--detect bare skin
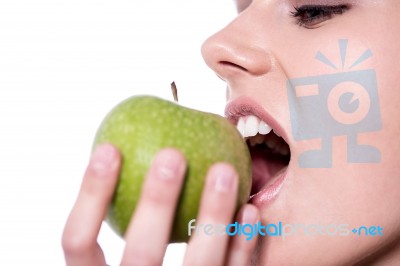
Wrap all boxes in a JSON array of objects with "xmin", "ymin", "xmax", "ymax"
[
  {"xmin": 201, "ymin": 0, "xmax": 400, "ymax": 265},
  {"xmin": 63, "ymin": 0, "xmax": 400, "ymax": 265},
  {"xmin": 62, "ymin": 145, "xmax": 259, "ymax": 265}
]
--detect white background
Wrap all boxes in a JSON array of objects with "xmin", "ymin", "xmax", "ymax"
[{"xmin": 0, "ymin": 1, "xmax": 236, "ymax": 265}]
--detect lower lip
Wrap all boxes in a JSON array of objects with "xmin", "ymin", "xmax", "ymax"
[{"xmin": 249, "ymin": 167, "xmax": 288, "ymax": 207}]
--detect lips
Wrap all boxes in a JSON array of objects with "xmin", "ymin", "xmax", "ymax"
[{"xmin": 225, "ymin": 96, "xmax": 290, "ymax": 205}]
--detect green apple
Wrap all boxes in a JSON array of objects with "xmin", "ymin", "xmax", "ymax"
[{"xmin": 93, "ymin": 95, "xmax": 251, "ymax": 242}]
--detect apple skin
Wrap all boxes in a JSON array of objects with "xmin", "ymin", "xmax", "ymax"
[{"xmin": 93, "ymin": 95, "xmax": 252, "ymax": 243}]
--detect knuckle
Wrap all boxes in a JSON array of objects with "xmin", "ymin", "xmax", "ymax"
[
  {"xmin": 61, "ymin": 230, "xmax": 94, "ymax": 256},
  {"xmin": 81, "ymin": 172, "xmax": 109, "ymax": 196},
  {"xmin": 206, "ymin": 199, "xmax": 234, "ymax": 219},
  {"xmin": 142, "ymin": 179, "xmax": 179, "ymax": 206},
  {"xmin": 141, "ymin": 183, "xmax": 176, "ymax": 206}
]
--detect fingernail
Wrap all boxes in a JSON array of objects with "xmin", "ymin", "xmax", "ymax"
[
  {"xmin": 154, "ymin": 149, "xmax": 184, "ymax": 180},
  {"xmin": 92, "ymin": 144, "xmax": 118, "ymax": 176},
  {"xmin": 241, "ymin": 205, "xmax": 258, "ymax": 224},
  {"xmin": 212, "ymin": 164, "xmax": 236, "ymax": 192}
]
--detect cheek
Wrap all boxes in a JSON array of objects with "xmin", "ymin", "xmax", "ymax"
[
  {"xmin": 345, "ymin": 7, "xmax": 400, "ymax": 168},
  {"xmin": 366, "ymin": 45, "xmax": 400, "ymax": 227},
  {"xmin": 366, "ymin": 32, "xmax": 400, "ymax": 177},
  {"xmin": 374, "ymin": 53, "xmax": 400, "ymax": 137},
  {"xmin": 253, "ymin": 5, "xmax": 400, "ymax": 263},
  {"xmin": 264, "ymin": 34, "xmax": 400, "ymax": 262}
]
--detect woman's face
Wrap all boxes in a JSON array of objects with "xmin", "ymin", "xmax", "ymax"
[{"xmin": 202, "ymin": 0, "xmax": 400, "ymax": 264}]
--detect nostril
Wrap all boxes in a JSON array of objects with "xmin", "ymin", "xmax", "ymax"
[{"xmin": 219, "ymin": 61, "xmax": 248, "ymax": 72}]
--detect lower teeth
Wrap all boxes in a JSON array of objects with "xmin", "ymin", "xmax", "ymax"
[{"xmin": 247, "ymin": 133, "xmax": 291, "ymax": 157}]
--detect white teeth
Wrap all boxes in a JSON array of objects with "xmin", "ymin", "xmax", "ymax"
[
  {"xmin": 236, "ymin": 115, "xmax": 273, "ymax": 138},
  {"xmin": 259, "ymin": 121, "xmax": 272, "ymax": 135},
  {"xmin": 236, "ymin": 115, "xmax": 290, "ymax": 156},
  {"xmin": 244, "ymin": 115, "xmax": 259, "ymax": 137},
  {"xmin": 237, "ymin": 117, "xmax": 245, "ymax": 137}
]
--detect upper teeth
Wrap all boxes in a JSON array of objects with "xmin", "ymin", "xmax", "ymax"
[
  {"xmin": 236, "ymin": 115, "xmax": 272, "ymax": 138},
  {"xmin": 236, "ymin": 115, "xmax": 290, "ymax": 156}
]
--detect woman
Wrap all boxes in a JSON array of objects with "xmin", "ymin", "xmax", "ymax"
[{"xmin": 62, "ymin": 0, "xmax": 400, "ymax": 265}]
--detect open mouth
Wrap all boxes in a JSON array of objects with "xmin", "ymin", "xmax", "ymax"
[{"xmin": 236, "ymin": 115, "xmax": 291, "ymax": 198}]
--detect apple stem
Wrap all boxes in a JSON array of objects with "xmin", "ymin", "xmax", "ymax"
[{"xmin": 171, "ymin": 81, "xmax": 178, "ymax": 103}]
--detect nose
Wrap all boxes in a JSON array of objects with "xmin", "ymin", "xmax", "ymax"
[{"xmin": 201, "ymin": 14, "xmax": 272, "ymax": 80}]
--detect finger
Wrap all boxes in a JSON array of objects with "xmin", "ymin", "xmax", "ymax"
[
  {"xmin": 183, "ymin": 163, "xmax": 238, "ymax": 266},
  {"xmin": 121, "ymin": 148, "xmax": 186, "ymax": 266},
  {"xmin": 226, "ymin": 204, "xmax": 260, "ymax": 266},
  {"xmin": 62, "ymin": 143, "xmax": 121, "ymax": 266}
]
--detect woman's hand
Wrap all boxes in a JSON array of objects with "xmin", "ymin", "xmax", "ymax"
[{"xmin": 62, "ymin": 144, "xmax": 259, "ymax": 266}]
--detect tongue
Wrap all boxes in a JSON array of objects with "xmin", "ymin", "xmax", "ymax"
[{"xmin": 250, "ymin": 147, "xmax": 287, "ymax": 195}]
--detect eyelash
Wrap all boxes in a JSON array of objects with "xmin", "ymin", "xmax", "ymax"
[{"xmin": 290, "ymin": 4, "xmax": 350, "ymax": 28}]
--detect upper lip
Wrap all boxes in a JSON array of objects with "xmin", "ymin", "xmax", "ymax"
[{"xmin": 224, "ymin": 96, "xmax": 290, "ymax": 144}]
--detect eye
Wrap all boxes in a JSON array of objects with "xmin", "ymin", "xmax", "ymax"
[{"xmin": 291, "ymin": 4, "xmax": 350, "ymax": 29}]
